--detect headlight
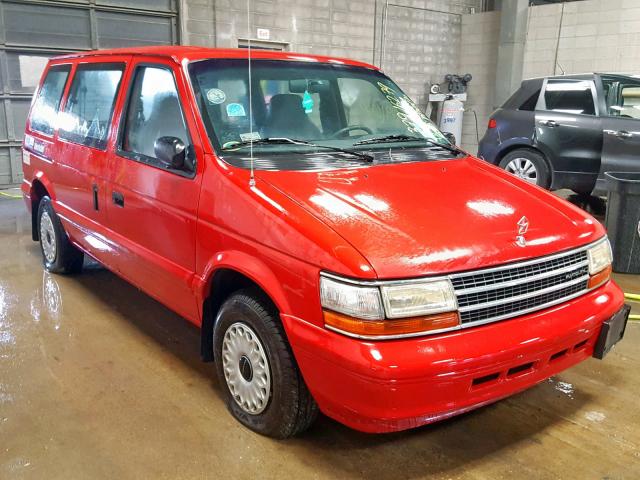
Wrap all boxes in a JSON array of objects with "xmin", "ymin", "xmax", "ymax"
[
  {"xmin": 320, "ymin": 274, "xmax": 459, "ymax": 339},
  {"xmin": 587, "ymin": 238, "xmax": 613, "ymax": 275},
  {"xmin": 587, "ymin": 238, "xmax": 613, "ymax": 289},
  {"xmin": 319, "ymin": 276, "xmax": 384, "ymax": 320},
  {"xmin": 380, "ymin": 280, "xmax": 457, "ymax": 318}
]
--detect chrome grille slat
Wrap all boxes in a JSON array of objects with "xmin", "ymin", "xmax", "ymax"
[{"xmin": 451, "ymin": 248, "xmax": 590, "ymax": 325}]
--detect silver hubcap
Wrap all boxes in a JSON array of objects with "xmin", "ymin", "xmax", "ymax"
[
  {"xmin": 222, "ymin": 322, "xmax": 271, "ymax": 415},
  {"xmin": 40, "ymin": 211, "xmax": 57, "ymax": 263},
  {"xmin": 505, "ymin": 157, "xmax": 538, "ymax": 184}
]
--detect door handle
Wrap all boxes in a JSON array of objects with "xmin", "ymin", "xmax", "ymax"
[
  {"xmin": 539, "ymin": 120, "xmax": 559, "ymax": 127},
  {"xmin": 92, "ymin": 184, "xmax": 99, "ymax": 211},
  {"xmin": 604, "ymin": 129, "xmax": 633, "ymax": 139},
  {"xmin": 112, "ymin": 191, "xmax": 124, "ymax": 207}
]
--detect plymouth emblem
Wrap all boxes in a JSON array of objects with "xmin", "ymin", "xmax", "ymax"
[{"xmin": 516, "ymin": 216, "xmax": 529, "ymax": 247}]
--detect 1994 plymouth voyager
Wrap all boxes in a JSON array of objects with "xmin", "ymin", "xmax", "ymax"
[{"xmin": 21, "ymin": 47, "xmax": 628, "ymax": 438}]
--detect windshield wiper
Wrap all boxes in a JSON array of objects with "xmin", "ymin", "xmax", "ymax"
[
  {"xmin": 354, "ymin": 134, "xmax": 464, "ymax": 155},
  {"xmin": 222, "ymin": 137, "xmax": 373, "ymax": 162},
  {"xmin": 354, "ymin": 134, "xmax": 423, "ymax": 145}
]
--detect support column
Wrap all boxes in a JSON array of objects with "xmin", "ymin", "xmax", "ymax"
[{"xmin": 493, "ymin": 0, "xmax": 529, "ymax": 107}]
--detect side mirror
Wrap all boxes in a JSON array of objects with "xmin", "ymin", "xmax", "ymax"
[
  {"xmin": 443, "ymin": 132, "xmax": 456, "ymax": 145},
  {"xmin": 154, "ymin": 136, "xmax": 186, "ymax": 170}
]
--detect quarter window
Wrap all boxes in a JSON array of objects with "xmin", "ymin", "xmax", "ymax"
[
  {"xmin": 29, "ymin": 65, "xmax": 70, "ymax": 136},
  {"xmin": 542, "ymin": 79, "xmax": 595, "ymax": 115},
  {"xmin": 59, "ymin": 63, "xmax": 124, "ymax": 150},
  {"xmin": 122, "ymin": 66, "xmax": 189, "ymax": 162},
  {"xmin": 518, "ymin": 89, "xmax": 540, "ymax": 111}
]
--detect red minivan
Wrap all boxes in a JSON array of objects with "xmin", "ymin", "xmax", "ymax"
[{"xmin": 22, "ymin": 46, "xmax": 628, "ymax": 438}]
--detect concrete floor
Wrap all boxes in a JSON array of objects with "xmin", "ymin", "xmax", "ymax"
[{"xmin": 0, "ymin": 194, "xmax": 639, "ymax": 480}]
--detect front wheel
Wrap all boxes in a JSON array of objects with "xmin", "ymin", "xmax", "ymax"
[
  {"xmin": 37, "ymin": 197, "xmax": 84, "ymax": 274},
  {"xmin": 213, "ymin": 289, "xmax": 318, "ymax": 438},
  {"xmin": 499, "ymin": 149, "xmax": 551, "ymax": 189}
]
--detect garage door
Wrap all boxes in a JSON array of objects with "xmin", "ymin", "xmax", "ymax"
[{"xmin": 0, "ymin": 0, "xmax": 179, "ymax": 187}]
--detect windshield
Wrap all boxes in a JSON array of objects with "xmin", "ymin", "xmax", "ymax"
[{"xmin": 188, "ymin": 59, "xmax": 456, "ymax": 170}]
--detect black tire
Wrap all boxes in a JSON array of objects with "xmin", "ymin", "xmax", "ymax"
[
  {"xmin": 213, "ymin": 289, "xmax": 318, "ymax": 438},
  {"xmin": 499, "ymin": 149, "xmax": 551, "ymax": 189},
  {"xmin": 37, "ymin": 196, "xmax": 84, "ymax": 274}
]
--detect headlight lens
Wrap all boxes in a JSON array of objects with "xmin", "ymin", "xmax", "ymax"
[
  {"xmin": 319, "ymin": 276, "xmax": 384, "ymax": 320},
  {"xmin": 380, "ymin": 280, "xmax": 457, "ymax": 318},
  {"xmin": 587, "ymin": 238, "xmax": 613, "ymax": 275}
]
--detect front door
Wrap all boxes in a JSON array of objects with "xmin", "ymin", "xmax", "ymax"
[
  {"xmin": 105, "ymin": 59, "xmax": 203, "ymax": 323},
  {"xmin": 534, "ymin": 77, "xmax": 602, "ymax": 193},
  {"xmin": 597, "ymin": 75, "xmax": 640, "ymax": 193}
]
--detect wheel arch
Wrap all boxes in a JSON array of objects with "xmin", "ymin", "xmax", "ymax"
[
  {"xmin": 495, "ymin": 144, "xmax": 554, "ymax": 186},
  {"xmin": 29, "ymin": 175, "xmax": 54, "ymax": 241},
  {"xmin": 199, "ymin": 252, "xmax": 292, "ymax": 362}
]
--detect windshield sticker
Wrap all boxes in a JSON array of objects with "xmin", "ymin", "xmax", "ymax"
[
  {"xmin": 240, "ymin": 131, "xmax": 261, "ymax": 142},
  {"xmin": 226, "ymin": 103, "xmax": 246, "ymax": 117},
  {"xmin": 376, "ymin": 81, "xmax": 446, "ymax": 141},
  {"xmin": 302, "ymin": 90, "xmax": 314, "ymax": 113},
  {"xmin": 206, "ymin": 88, "xmax": 226, "ymax": 104}
]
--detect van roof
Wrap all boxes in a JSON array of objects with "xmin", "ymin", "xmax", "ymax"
[{"xmin": 51, "ymin": 46, "xmax": 379, "ymax": 70}]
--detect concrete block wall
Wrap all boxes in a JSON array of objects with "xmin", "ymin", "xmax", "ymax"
[
  {"xmin": 535, "ymin": 0, "xmax": 640, "ymax": 76},
  {"xmin": 182, "ymin": 0, "xmax": 482, "ymax": 112},
  {"xmin": 380, "ymin": 2, "xmax": 465, "ymax": 111},
  {"xmin": 458, "ymin": 10, "xmax": 500, "ymax": 153},
  {"xmin": 521, "ymin": 3, "xmax": 563, "ymax": 79}
]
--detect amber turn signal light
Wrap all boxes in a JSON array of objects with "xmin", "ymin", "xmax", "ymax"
[
  {"xmin": 588, "ymin": 264, "xmax": 612, "ymax": 289},
  {"xmin": 323, "ymin": 310, "xmax": 460, "ymax": 338}
]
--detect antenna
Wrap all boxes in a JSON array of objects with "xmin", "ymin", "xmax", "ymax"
[{"xmin": 247, "ymin": 0, "xmax": 255, "ymax": 187}]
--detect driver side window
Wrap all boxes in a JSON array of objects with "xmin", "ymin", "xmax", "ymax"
[{"xmin": 122, "ymin": 65, "xmax": 189, "ymax": 162}]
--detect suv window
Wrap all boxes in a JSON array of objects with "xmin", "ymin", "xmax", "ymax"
[
  {"xmin": 541, "ymin": 79, "xmax": 595, "ymax": 115},
  {"xmin": 519, "ymin": 89, "xmax": 540, "ymax": 111},
  {"xmin": 121, "ymin": 66, "xmax": 190, "ymax": 164},
  {"xmin": 601, "ymin": 76, "xmax": 640, "ymax": 119},
  {"xmin": 59, "ymin": 63, "xmax": 124, "ymax": 150},
  {"xmin": 29, "ymin": 65, "xmax": 70, "ymax": 136}
]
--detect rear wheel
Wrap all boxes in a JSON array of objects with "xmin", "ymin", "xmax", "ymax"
[
  {"xmin": 499, "ymin": 149, "xmax": 551, "ymax": 189},
  {"xmin": 37, "ymin": 197, "xmax": 84, "ymax": 274},
  {"xmin": 213, "ymin": 289, "xmax": 318, "ymax": 438}
]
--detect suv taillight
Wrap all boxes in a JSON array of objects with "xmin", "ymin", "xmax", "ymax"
[{"xmin": 487, "ymin": 118, "xmax": 497, "ymax": 129}]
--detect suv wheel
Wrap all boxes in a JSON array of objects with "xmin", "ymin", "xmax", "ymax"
[
  {"xmin": 213, "ymin": 289, "xmax": 318, "ymax": 438},
  {"xmin": 37, "ymin": 197, "xmax": 84, "ymax": 274},
  {"xmin": 499, "ymin": 149, "xmax": 550, "ymax": 189}
]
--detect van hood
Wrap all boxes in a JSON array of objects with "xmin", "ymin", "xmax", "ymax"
[{"xmin": 256, "ymin": 157, "xmax": 604, "ymax": 279}]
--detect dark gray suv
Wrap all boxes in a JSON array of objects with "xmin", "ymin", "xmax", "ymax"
[{"xmin": 478, "ymin": 73, "xmax": 640, "ymax": 195}]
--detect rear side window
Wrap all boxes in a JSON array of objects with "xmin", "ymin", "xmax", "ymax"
[
  {"xmin": 59, "ymin": 63, "xmax": 124, "ymax": 150},
  {"xmin": 29, "ymin": 65, "xmax": 70, "ymax": 135},
  {"xmin": 122, "ymin": 66, "xmax": 189, "ymax": 161},
  {"xmin": 541, "ymin": 79, "xmax": 595, "ymax": 115}
]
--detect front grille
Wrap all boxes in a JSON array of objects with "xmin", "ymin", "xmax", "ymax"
[{"xmin": 451, "ymin": 248, "xmax": 590, "ymax": 326}]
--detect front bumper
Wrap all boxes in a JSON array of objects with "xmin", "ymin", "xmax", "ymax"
[{"xmin": 282, "ymin": 280, "xmax": 624, "ymax": 433}]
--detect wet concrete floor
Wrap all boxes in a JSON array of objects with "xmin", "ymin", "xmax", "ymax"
[{"xmin": 0, "ymin": 195, "xmax": 639, "ymax": 479}]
